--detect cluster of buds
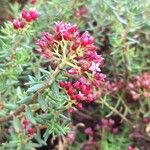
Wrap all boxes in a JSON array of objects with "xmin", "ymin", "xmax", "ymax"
[
  {"xmin": 12, "ymin": 8, "xmax": 38, "ymax": 30},
  {"xmin": 101, "ymin": 118, "xmax": 119, "ymax": 134},
  {"xmin": 22, "ymin": 118, "xmax": 34, "ymax": 135},
  {"xmin": 73, "ymin": 5, "xmax": 88, "ymax": 18},
  {"xmin": 127, "ymin": 72, "xmax": 150, "ymax": 100},
  {"xmin": 102, "ymin": 72, "xmax": 150, "ymax": 101},
  {"xmin": 36, "ymin": 21, "xmax": 106, "ymax": 110}
]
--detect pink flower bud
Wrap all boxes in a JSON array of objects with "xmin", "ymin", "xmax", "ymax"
[
  {"xmin": 68, "ymin": 25, "xmax": 77, "ymax": 33},
  {"xmin": 68, "ymin": 68, "xmax": 77, "ymax": 75},
  {"xmin": 21, "ymin": 9, "xmax": 28, "ymax": 19},
  {"xmin": 29, "ymin": 9, "xmax": 39, "ymax": 20},
  {"xmin": 73, "ymin": 81, "xmax": 80, "ymax": 89},
  {"xmin": 111, "ymin": 127, "xmax": 119, "ymax": 134},
  {"xmin": 23, "ymin": 118, "xmax": 30, "ymax": 126},
  {"xmin": 84, "ymin": 127, "xmax": 93, "ymax": 136},
  {"xmin": 143, "ymin": 117, "xmax": 149, "ymax": 124},
  {"xmin": 108, "ymin": 119, "xmax": 115, "ymax": 126},
  {"xmin": 63, "ymin": 31, "xmax": 70, "ymax": 40},
  {"xmin": 76, "ymin": 103, "xmax": 83, "ymax": 110},
  {"xmin": 88, "ymin": 37, "xmax": 94, "ymax": 44},
  {"xmin": 81, "ymin": 36, "xmax": 89, "ymax": 47},
  {"xmin": 20, "ymin": 21, "xmax": 26, "ymax": 28},
  {"xmin": 101, "ymin": 118, "xmax": 109, "ymax": 127},
  {"xmin": 67, "ymin": 131, "xmax": 76, "ymax": 143},
  {"xmin": 68, "ymin": 108, "xmax": 74, "ymax": 113},
  {"xmin": 128, "ymin": 146, "xmax": 133, "ymax": 150},
  {"xmin": 75, "ymin": 94, "xmax": 82, "ymax": 101},
  {"xmin": 65, "ymin": 82, "xmax": 72, "ymax": 90},
  {"xmin": 12, "ymin": 20, "xmax": 20, "ymax": 29}
]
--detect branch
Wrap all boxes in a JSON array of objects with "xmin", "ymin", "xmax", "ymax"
[
  {"xmin": 120, "ymin": 23, "xmax": 131, "ymax": 80},
  {"xmin": 0, "ymin": 105, "xmax": 25, "ymax": 124},
  {"xmin": 0, "ymin": 59, "xmax": 67, "ymax": 124}
]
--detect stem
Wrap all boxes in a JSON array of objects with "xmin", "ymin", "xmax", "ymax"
[
  {"xmin": 9, "ymin": 25, "xmax": 31, "ymax": 62},
  {"xmin": 0, "ymin": 105, "xmax": 25, "ymax": 124},
  {"xmin": 121, "ymin": 23, "xmax": 131, "ymax": 80},
  {"xmin": 103, "ymin": 100, "xmax": 133, "ymax": 126},
  {"xmin": 98, "ymin": 98, "xmax": 134, "ymax": 126}
]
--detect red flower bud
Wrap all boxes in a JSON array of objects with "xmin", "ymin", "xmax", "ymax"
[
  {"xmin": 27, "ymin": 127, "xmax": 34, "ymax": 135},
  {"xmin": 23, "ymin": 118, "xmax": 30, "ymax": 126},
  {"xmin": 25, "ymin": 13, "xmax": 32, "ymax": 22},
  {"xmin": 59, "ymin": 81, "xmax": 65, "ymax": 88},
  {"xmin": 20, "ymin": 21, "xmax": 26, "ymax": 28},
  {"xmin": 12, "ymin": 20, "xmax": 20, "ymax": 29},
  {"xmin": 143, "ymin": 117, "xmax": 149, "ymax": 124}
]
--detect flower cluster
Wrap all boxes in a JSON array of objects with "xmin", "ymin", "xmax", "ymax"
[
  {"xmin": 127, "ymin": 72, "xmax": 150, "ymax": 100},
  {"xmin": 102, "ymin": 72, "xmax": 150, "ymax": 101},
  {"xmin": 101, "ymin": 118, "xmax": 119, "ymax": 134},
  {"xmin": 12, "ymin": 8, "xmax": 38, "ymax": 30},
  {"xmin": 36, "ymin": 21, "xmax": 106, "ymax": 110}
]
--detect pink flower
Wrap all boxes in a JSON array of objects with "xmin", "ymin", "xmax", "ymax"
[
  {"xmin": 80, "ymin": 31, "xmax": 94, "ymax": 47},
  {"xmin": 94, "ymin": 73, "xmax": 106, "ymax": 81},
  {"xmin": 29, "ymin": 9, "xmax": 39, "ymax": 20},
  {"xmin": 75, "ymin": 91, "xmax": 84, "ymax": 101},
  {"xmin": 89, "ymin": 62, "xmax": 101, "ymax": 74},
  {"xmin": 67, "ymin": 131, "xmax": 76, "ymax": 143},
  {"xmin": 84, "ymin": 127, "xmax": 93, "ymax": 136}
]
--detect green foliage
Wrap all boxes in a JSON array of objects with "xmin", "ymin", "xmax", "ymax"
[{"xmin": 101, "ymin": 126, "xmax": 131, "ymax": 150}]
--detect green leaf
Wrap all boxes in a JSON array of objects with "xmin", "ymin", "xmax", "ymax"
[
  {"xmin": 38, "ymin": 95, "xmax": 47, "ymax": 112},
  {"xmin": 51, "ymin": 82, "xmax": 59, "ymax": 99},
  {"xmin": 43, "ymin": 129, "xmax": 51, "ymax": 142},
  {"xmin": 25, "ymin": 106, "xmax": 37, "ymax": 125},
  {"xmin": 12, "ymin": 117, "xmax": 20, "ymax": 133},
  {"xmin": 17, "ymin": 96, "xmax": 32, "ymax": 104},
  {"xmin": 4, "ymin": 103, "xmax": 18, "ymax": 110},
  {"xmin": 27, "ymin": 83, "xmax": 44, "ymax": 93},
  {"xmin": 39, "ymin": 113, "xmax": 52, "ymax": 120}
]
